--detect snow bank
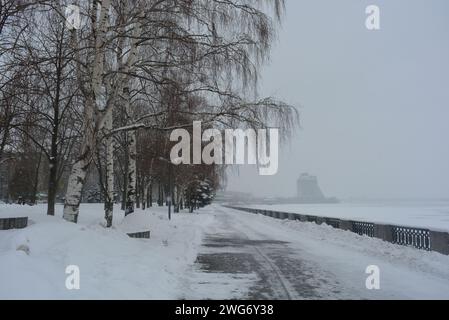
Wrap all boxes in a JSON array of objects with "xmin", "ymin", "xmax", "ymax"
[{"xmin": 0, "ymin": 204, "xmax": 214, "ymax": 299}]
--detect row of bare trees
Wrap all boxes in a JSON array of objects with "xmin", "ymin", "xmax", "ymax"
[{"xmin": 0, "ymin": 0, "xmax": 297, "ymax": 226}]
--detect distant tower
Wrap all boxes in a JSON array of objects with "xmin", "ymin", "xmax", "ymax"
[{"xmin": 297, "ymin": 173, "xmax": 326, "ymax": 202}]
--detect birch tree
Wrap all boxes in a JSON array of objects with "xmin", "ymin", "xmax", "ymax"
[
  {"xmin": 104, "ymin": 109, "xmax": 114, "ymax": 226},
  {"xmin": 63, "ymin": 0, "xmax": 113, "ymax": 223}
]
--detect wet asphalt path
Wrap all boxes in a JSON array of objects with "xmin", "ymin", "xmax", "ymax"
[{"xmin": 192, "ymin": 207, "xmax": 344, "ymax": 300}]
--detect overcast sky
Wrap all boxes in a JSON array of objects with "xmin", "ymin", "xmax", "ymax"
[{"xmin": 226, "ymin": 0, "xmax": 449, "ymax": 200}]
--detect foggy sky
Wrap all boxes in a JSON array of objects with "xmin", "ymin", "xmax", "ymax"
[{"xmin": 226, "ymin": 0, "xmax": 449, "ymax": 199}]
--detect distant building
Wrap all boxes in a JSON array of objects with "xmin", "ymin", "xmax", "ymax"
[{"xmin": 296, "ymin": 173, "xmax": 338, "ymax": 203}]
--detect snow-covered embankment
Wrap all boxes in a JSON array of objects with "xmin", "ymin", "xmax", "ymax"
[{"xmin": 0, "ymin": 204, "xmax": 214, "ymax": 299}]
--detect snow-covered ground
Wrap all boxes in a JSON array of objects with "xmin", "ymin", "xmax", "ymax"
[
  {"xmin": 247, "ymin": 200, "xmax": 449, "ymax": 232},
  {"xmin": 0, "ymin": 203, "xmax": 214, "ymax": 299},
  {"xmin": 1, "ymin": 203, "xmax": 449, "ymax": 299}
]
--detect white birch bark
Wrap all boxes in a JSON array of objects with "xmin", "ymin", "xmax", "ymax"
[
  {"xmin": 63, "ymin": 98, "xmax": 96, "ymax": 222},
  {"xmin": 105, "ymin": 109, "xmax": 114, "ymax": 227},
  {"xmin": 122, "ymin": 13, "xmax": 142, "ymax": 216},
  {"xmin": 63, "ymin": 0, "xmax": 111, "ymax": 223},
  {"xmin": 125, "ymin": 88, "xmax": 136, "ymax": 216},
  {"xmin": 64, "ymin": 0, "xmax": 146, "ymax": 221},
  {"xmin": 63, "ymin": 151, "xmax": 90, "ymax": 223}
]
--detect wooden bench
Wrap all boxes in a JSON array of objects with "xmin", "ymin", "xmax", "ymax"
[{"xmin": 0, "ymin": 217, "xmax": 28, "ymax": 230}]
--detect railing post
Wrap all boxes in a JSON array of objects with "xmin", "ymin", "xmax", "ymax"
[
  {"xmin": 280, "ymin": 212, "xmax": 288, "ymax": 220},
  {"xmin": 339, "ymin": 220, "xmax": 353, "ymax": 232},
  {"xmin": 430, "ymin": 231, "xmax": 449, "ymax": 255},
  {"xmin": 374, "ymin": 224, "xmax": 394, "ymax": 242}
]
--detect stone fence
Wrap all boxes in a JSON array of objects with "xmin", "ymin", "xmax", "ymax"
[{"xmin": 225, "ymin": 206, "xmax": 449, "ymax": 255}]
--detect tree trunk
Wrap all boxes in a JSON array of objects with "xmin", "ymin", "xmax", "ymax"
[
  {"xmin": 63, "ymin": 150, "xmax": 90, "ymax": 223},
  {"xmin": 136, "ymin": 177, "xmax": 141, "ymax": 209},
  {"xmin": 146, "ymin": 184, "xmax": 150, "ymax": 208},
  {"xmin": 121, "ymin": 145, "xmax": 129, "ymax": 211},
  {"xmin": 175, "ymin": 186, "xmax": 181, "ymax": 213},
  {"xmin": 0, "ymin": 121, "xmax": 10, "ymax": 162},
  {"xmin": 125, "ymin": 128, "xmax": 136, "ymax": 215},
  {"xmin": 63, "ymin": 102, "xmax": 95, "ymax": 223},
  {"xmin": 31, "ymin": 150, "xmax": 43, "ymax": 205},
  {"xmin": 47, "ymin": 115, "xmax": 59, "ymax": 215},
  {"xmin": 47, "ymin": 157, "xmax": 58, "ymax": 215},
  {"xmin": 142, "ymin": 181, "xmax": 147, "ymax": 210},
  {"xmin": 157, "ymin": 181, "xmax": 163, "ymax": 206},
  {"xmin": 136, "ymin": 192, "xmax": 140, "ymax": 209},
  {"xmin": 104, "ymin": 110, "xmax": 114, "ymax": 227},
  {"xmin": 148, "ymin": 182, "xmax": 152, "ymax": 207}
]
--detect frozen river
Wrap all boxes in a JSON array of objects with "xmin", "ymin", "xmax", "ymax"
[{"xmin": 247, "ymin": 200, "xmax": 449, "ymax": 232}]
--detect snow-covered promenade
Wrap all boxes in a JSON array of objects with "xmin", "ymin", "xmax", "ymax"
[{"xmin": 1, "ymin": 204, "xmax": 449, "ymax": 299}]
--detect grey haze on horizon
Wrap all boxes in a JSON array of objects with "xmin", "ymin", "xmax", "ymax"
[{"xmin": 226, "ymin": 0, "xmax": 449, "ymax": 200}]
